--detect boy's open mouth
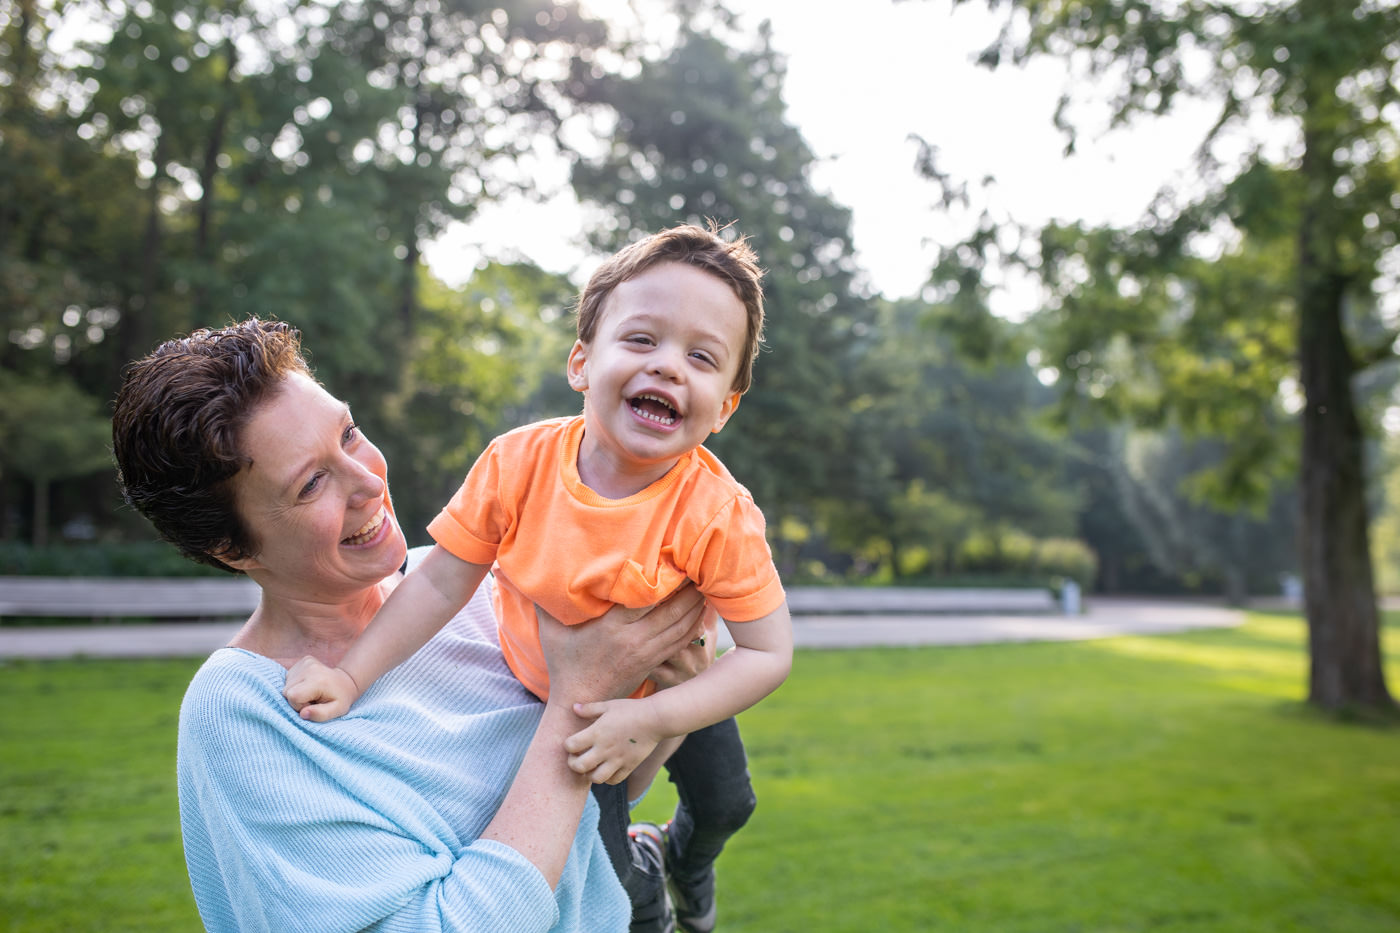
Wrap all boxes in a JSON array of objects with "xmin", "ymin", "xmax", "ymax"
[{"xmin": 630, "ymin": 393, "xmax": 678, "ymax": 426}]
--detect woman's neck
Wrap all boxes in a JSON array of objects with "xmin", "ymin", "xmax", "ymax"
[{"xmin": 229, "ymin": 576, "xmax": 395, "ymax": 669}]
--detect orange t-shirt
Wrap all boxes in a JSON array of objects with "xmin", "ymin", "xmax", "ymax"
[{"xmin": 427, "ymin": 416, "xmax": 785, "ymax": 702}]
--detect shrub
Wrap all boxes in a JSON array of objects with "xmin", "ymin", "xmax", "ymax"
[
  {"xmin": 1036, "ymin": 537, "xmax": 1099, "ymax": 588},
  {"xmin": 0, "ymin": 541, "xmax": 226, "ymax": 577}
]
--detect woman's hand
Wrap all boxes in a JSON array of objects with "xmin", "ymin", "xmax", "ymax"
[
  {"xmin": 537, "ymin": 584, "xmax": 706, "ymax": 705},
  {"xmin": 647, "ymin": 607, "xmax": 718, "ymax": 690}
]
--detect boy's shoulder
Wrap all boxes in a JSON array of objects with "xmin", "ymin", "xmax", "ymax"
[
  {"xmin": 689, "ymin": 444, "xmax": 754, "ymax": 502},
  {"xmin": 491, "ymin": 415, "xmax": 579, "ymax": 454}
]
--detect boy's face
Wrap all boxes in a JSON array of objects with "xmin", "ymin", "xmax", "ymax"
[{"xmin": 568, "ymin": 261, "xmax": 746, "ymax": 474}]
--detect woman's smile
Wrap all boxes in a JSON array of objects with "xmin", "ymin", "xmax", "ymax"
[{"xmin": 342, "ymin": 504, "xmax": 389, "ymax": 547}]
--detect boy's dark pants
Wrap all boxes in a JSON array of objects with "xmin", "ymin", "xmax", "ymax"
[{"xmin": 593, "ymin": 716, "xmax": 757, "ymax": 905}]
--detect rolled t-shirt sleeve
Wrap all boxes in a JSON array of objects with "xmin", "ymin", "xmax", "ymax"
[
  {"xmin": 684, "ymin": 495, "xmax": 786, "ymax": 623},
  {"xmin": 427, "ymin": 440, "xmax": 510, "ymax": 566}
]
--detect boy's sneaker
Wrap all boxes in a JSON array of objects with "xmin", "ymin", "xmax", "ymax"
[
  {"xmin": 659, "ymin": 822, "xmax": 717, "ymax": 933},
  {"xmin": 627, "ymin": 823, "xmax": 676, "ymax": 933}
]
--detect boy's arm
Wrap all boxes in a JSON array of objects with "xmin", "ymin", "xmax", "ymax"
[
  {"xmin": 563, "ymin": 600, "xmax": 793, "ymax": 784},
  {"xmin": 285, "ymin": 544, "xmax": 490, "ymax": 721}
]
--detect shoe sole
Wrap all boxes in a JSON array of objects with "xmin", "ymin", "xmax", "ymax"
[{"xmin": 666, "ymin": 877, "xmax": 716, "ymax": 933}]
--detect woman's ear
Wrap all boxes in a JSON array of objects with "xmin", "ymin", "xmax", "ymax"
[
  {"xmin": 566, "ymin": 340, "xmax": 590, "ymax": 392},
  {"xmin": 212, "ymin": 543, "xmax": 264, "ymax": 574},
  {"xmin": 710, "ymin": 392, "xmax": 742, "ymax": 434}
]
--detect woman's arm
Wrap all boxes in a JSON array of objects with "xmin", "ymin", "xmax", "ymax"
[
  {"xmin": 480, "ymin": 585, "xmax": 708, "ymax": 887},
  {"xmin": 563, "ymin": 600, "xmax": 793, "ymax": 785}
]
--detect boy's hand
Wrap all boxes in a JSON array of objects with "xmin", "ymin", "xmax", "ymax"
[
  {"xmin": 283, "ymin": 655, "xmax": 361, "ymax": 722},
  {"xmin": 563, "ymin": 698, "xmax": 665, "ymax": 785}
]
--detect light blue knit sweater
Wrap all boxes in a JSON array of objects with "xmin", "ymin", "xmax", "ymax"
[{"xmin": 176, "ymin": 578, "xmax": 629, "ymax": 932}]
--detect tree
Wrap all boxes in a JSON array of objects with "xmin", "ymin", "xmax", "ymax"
[
  {"xmin": 0, "ymin": 372, "xmax": 113, "ymax": 546},
  {"xmin": 385, "ymin": 259, "xmax": 579, "ymax": 534},
  {"xmin": 950, "ymin": 0, "xmax": 1399, "ymax": 711},
  {"xmin": 827, "ymin": 295, "xmax": 1083, "ymax": 580}
]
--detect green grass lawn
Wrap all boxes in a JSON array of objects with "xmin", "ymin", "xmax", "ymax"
[{"xmin": 3, "ymin": 612, "xmax": 1398, "ymax": 932}]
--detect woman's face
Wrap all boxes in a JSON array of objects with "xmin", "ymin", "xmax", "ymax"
[{"xmin": 225, "ymin": 372, "xmax": 406, "ymax": 599}]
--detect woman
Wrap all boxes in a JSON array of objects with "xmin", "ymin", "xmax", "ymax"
[{"xmin": 112, "ymin": 318, "xmax": 710, "ymax": 932}]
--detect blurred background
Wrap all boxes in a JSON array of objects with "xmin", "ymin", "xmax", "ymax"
[{"xmin": 2, "ymin": 0, "xmax": 1397, "ymax": 619}]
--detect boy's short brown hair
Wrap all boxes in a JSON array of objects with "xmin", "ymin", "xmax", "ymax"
[{"xmin": 575, "ymin": 224, "xmax": 766, "ymax": 394}]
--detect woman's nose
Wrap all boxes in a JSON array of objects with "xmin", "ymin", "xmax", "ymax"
[{"xmin": 347, "ymin": 454, "xmax": 386, "ymax": 504}]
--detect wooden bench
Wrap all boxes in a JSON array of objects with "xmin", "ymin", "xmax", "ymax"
[{"xmin": 0, "ymin": 576, "xmax": 260, "ymax": 620}]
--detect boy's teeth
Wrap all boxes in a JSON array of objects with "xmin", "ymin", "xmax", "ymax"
[{"xmin": 631, "ymin": 394, "xmax": 677, "ymax": 425}]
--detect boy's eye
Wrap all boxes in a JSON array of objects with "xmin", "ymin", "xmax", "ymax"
[{"xmin": 690, "ymin": 351, "xmax": 717, "ymax": 367}]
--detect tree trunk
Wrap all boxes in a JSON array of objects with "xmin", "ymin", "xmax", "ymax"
[
  {"xmin": 119, "ymin": 133, "xmax": 167, "ymax": 365},
  {"xmin": 1296, "ymin": 143, "xmax": 1393, "ymax": 710},
  {"xmin": 193, "ymin": 38, "xmax": 236, "ymax": 312}
]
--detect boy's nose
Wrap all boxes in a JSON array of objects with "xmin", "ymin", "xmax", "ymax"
[{"xmin": 649, "ymin": 348, "xmax": 684, "ymax": 380}]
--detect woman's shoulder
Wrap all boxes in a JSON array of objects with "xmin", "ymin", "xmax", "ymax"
[{"xmin": 179, "ymin": 648, "xmax": 292, "ymax": 735}]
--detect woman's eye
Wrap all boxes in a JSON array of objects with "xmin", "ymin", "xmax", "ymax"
[
  {"xmin": 300, "ymin": 472, "xmax": 324, "ymax": 498},
  {"xmin": 343, "ymin": 422, "xmax": 360, "ymax": 444}
]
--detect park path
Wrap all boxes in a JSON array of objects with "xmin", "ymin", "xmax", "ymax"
[{"xmin": 0, "ymin": 581, "xmax": 1250, "ymax": 659}]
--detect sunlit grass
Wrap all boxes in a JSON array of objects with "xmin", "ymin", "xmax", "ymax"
[
  {"xmin": 642, "ymin": 611, "xmax": 1400, "ymax": 932},
  {"xmin": 0, "ymin": 657, "xmax": 201, "ymax": 932},
  {"xmin": 2, "ymin": 613, "xmax": 1397, "ymax": 931}
]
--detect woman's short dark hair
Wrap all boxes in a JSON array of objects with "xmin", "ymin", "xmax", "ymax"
[{"xmin": 112, "ymin": 318, "xmax": 311, "ymax": 573}]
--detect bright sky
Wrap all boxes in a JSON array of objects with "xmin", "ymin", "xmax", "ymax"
[{"xmin": 425, "ymin": 0, "xmax": 1225, "ymax": 311}]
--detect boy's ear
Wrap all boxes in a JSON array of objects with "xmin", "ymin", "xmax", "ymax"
[
  {"xmin": 566, "ymin": 340, "xmax": 589, "ymax": 392},
  {"xmin": 711, "ymin": 392, "xmax": 742, "ymax": 434}
]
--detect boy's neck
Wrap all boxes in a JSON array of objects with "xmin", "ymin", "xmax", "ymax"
[{"xmin": 575, "ymin": 430, "xmax": 683, "ymax": 500}]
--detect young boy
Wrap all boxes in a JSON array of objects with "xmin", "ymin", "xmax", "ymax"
[{"xmin": 284, "ymin": 224, "xmax": 792, "ymax": 933}]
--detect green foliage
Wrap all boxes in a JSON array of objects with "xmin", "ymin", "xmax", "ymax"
[
  {"xmin": 0, "ymin": 0, "xmax": 1307, "ymax": 600},
  {"xmin": 382, "ymin": 261, "xmax": 580, "ymax": 534},
  {"xmin": 0, "ymin": 0, "xmax": 623, "ymax": 544},
  {"xmin": 0, "ymin": 541, "xmax": 224, "ymax": 578},
  {"xmin": 819, "ymin": 296, "xmax": 1088, "ymax": 582},
  {"xmin": 944, "ymin": 0, "xmax": 1399, "ymax": 702},
  {"xmin": 1033, "ymin": 536, "xmax": 1099, "ymax": 589},
  {"xmin": 950, "ymin": 526, "xmax": 1097, "ymax": 587},
  {"xmin": 1369, "ymin": 438, "xmax": 1400, "ymax": 596},
  {"xmin": 0, "ymin": 372, "xmax": 112, "ymax": 484},
  {"xmin": 0, "ymin": 371, "xmax": 115, "ymax": 546}
]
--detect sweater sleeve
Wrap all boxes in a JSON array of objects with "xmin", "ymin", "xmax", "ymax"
[{"xmin": 177, "ymin": 659, "xmax": 561, "ymax": 933}]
